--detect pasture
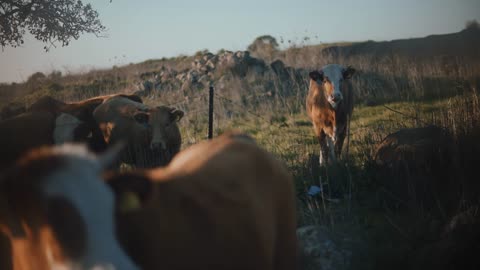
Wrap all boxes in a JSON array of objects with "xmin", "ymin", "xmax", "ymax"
[{"xmin": 1, "ymin": 26, "xmax": 480, "ymax": 269}]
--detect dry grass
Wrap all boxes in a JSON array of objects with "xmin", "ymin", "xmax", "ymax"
[{"xmin": 1, "ymin": 28, "xmax": 480, "ymax": 269}]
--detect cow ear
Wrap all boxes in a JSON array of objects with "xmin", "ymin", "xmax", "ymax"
[
  {"xmin": 309, "ymin": 70, "xmax": 323, "ymax": 82},
  {"xmin": 169, "ymin": 108, "xmax": 184, "ymax": 122},
  {"xmin": 343, "ymin": 66, "xmax": 355, "ymax": 79}
]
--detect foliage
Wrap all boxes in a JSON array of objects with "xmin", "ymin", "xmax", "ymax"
[
  {"xmin": 465, "ymin": 19, "xmax": 479, "ymax": 30},
  {"xmin": 0, "ymin": 0, "xmax": 108, "ymax": 51},
  {"xmin": 247, "ymin": 35, "xmax": 279, "ymax": 62}
]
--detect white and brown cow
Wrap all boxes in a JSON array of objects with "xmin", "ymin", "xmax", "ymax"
[
  {"xmin": 306, "ymin": 64, "xmax": 356, "ymax": 165},
  {"xmin": 0, "ymin": 143, "xmax": 138, "ymax": 270},
  {"xmin": 106, "ymin": 132, "xmax": 298, "ymax": 270},
  {"xmin": 27, "ymin": 94, "xmax": 144, "ymax": 153},
  {"xmin": 0, "ymin": 109, "xmax": 100, "ymax": 171},
  {"xmin": 0, "ymin": 94, "xmax": 153, "ymax": 171},
  {"xmin": 93, "ymin": 96, "xmax": 184, "ymax": 168}
]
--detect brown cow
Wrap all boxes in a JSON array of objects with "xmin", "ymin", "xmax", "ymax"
[
  {"xmin": 27, "ymin": 94, "xmax": 144, "ymax": 153},
  {"xmin": 306, "ymin": 64, "xmax": 355, "ymax": 165},
  {"xmin": 0, "ymin": 143, "xmax": 139, "ymax": 270},
  {"xmin": 93, "ymin": 97, "xmax": 184, "ymax": 168},
  {"xmin": 0, "ymin": 110, "xmax": 100, "ymax": 171},
  {"xmin": 106, "ymin": 132, "xmax": 298, "ymax": 270},
  {"xmin": 0, "ymin": 112, "xmax": 55, "ymax": 171}
]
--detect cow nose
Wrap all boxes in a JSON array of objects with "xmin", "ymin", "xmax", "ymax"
[
  {"xmin": 332, "ymin": 93, "xmax": 342, "ymax": 102},
  {"xmin": 150, "ymin": 141, "xmax": 166, "ymax": 150}
]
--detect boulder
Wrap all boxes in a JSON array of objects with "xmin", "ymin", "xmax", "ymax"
[
  {"xmin": 214, "ymin": 50, "xmax": 267, "ymax": 77},
  {"xmin": 297, "ymin": 226, "xmax": 352, "ymax": 270},
  {"xmin": 374, "ymin": 126, "xmax": 459, "ymax": 212},
  {"xmin": 412, "ymin": 207, "xmax": 480, "ymax": 270}
]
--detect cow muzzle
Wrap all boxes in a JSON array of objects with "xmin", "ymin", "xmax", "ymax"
[
  {"xmin": 150, "ymin": 141, "xmax": 167, "ymax": 150},
  {"xmin": 328, "ymin": 93, "xmax": 343, "ymax": 109}
]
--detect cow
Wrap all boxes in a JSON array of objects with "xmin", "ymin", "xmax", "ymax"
[
  {"xmin": 0, "ymin": 102, "xmax": 26, "ymax": 120},
  {"xmin": 0, "ymin": 143, "xmax": 139, "ymax": 270},
  {"xmin": 0, "ymin": 109, "xmax": 99, "ymax": 171},
  {"xmin": 105, "ymin": 132, "xmax": 298, "ymax": 270},
  {"xmin": 53, "ymin": 113, "xmax": 91, "ymax": 144},
  {"xmin": 27, "ymin": 94, "xmax": 144, "ymax": 153},
  {"xmin": 27, "ymin": 94, "xmax": 143, "ymax": 116},
  {"xmin": 0, "ymin": 112, "xmax": 56, "ymax": 171},
  {"xmin": 306, "ymin": 64, "xmax": 355, "ymax": 165},
  {"xmin": 93, "ymin": 96, "xmax": 184, "ymax": 168}
]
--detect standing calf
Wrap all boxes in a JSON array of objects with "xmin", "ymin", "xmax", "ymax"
[{"xmin": 306, "ymin": 64, "xmax": 355, "ymax": 165}]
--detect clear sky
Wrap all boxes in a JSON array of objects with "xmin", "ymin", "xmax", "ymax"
[{"xmin": 0, "ymin": 0, "xmax": 479, "ymax": 83}]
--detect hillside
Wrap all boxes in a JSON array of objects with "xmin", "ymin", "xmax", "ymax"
[
  {"xmin": 323, "ymin": 27, "xmax": 480, "ymax": 59},
  {"xmin": 1, "ymin": 26, "xmax": 480, "ymax": 269},
  {"xmin": 1, "ymin": 26, "xmax": 479, "ymax": 110}
]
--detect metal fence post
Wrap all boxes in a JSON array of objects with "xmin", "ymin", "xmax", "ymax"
[{"xmin": 208, "ymin": 84, "xmax": 214, "ymax": 139}]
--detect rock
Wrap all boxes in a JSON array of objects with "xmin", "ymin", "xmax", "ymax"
[
  {"xmin": 270, "ymin": 59, "xmax": 286, "ymax": 75},
  {"xmin": 186, "ymin": 70, "xmax": 199, "ymax": 83},
  {"xmin": 412, "ymin": 207, "xmax": 480, "ymax": 270},
  {"xmin": 143, "ymin": 80, "xmax": 154, "ymax": 94},
  {"xmin": 205, "ymin": 60, "xmax": 216, "ymax": 71},
  {"xmin": 202, "ymin": 52, "xmax": 214, "ymax": 62},
  {"xmin": 133, "ymin": 89, "xmax": 146, "ymax": 97},
  {"xmin": 175, "ymin": 73, "xmax": 186, "ymax": 81},
  {"xmin": 374, "ymin": 126, "xmax": 453, "ymax": 167},
  {"xmin": 214, "ymin": 50, "xmax": 267, "ymax": 77},
  {"xmin": 297, "ymin": 226, "xmax": 352, "ymax": 270},
  {"xmin": 374, "ymin": 126, "xmax": 459, "ymax": 212}
]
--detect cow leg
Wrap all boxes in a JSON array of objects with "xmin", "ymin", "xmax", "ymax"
[
  {"xmin": 318, "ymin": 131, "xmax": 329, "ymax": 166},
  {"xmin": 335, "ymin": 129, "xmax": 346, "ymax": 160},
  {"xmin": 326, "ymin": 136, "xmax": 336, "ymax": 164}
]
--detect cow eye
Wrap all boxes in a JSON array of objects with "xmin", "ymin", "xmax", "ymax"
[{"xmin": 134, "ymin": 113, "xmax": 149, "ymax": 124}]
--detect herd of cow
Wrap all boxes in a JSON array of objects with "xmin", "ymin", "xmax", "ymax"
[{"xmin": 0, "ymin": 64, "xmax": 355, "ymax": 269}]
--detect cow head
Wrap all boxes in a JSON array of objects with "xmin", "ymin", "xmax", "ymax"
[
  {"xmin": 93, "ymin": 96, "xmax": 184, "ymax": 168},
  {"xmin": 149, "ymin": 106, "xmax": 184, "ymax": 150},
  {"xmin": 0, "ymin": 143, "xmax": 139, "ymax": 270},
  {"xmin": 309, "ymin": 64, "xmax": 355, "ymax": 109}
]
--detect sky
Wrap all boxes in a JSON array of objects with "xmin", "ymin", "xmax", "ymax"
[{"xmin": 0, "ymin": 0, "xmax": 479, "ymax": 83}]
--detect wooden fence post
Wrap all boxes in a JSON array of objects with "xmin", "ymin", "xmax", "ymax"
[{"xmin": 208, "ymin": 85, "xmax": 214, "ymax": 139}]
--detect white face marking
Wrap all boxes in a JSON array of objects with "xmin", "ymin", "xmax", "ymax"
[
  {"xmin": 54, "ymin": 113, "xmax": 82, "ymax": 144},
  {"xmin": 322, "ymin": 64, "xmax": 345, "ymax": 108},
  {"xmin": 41, "ymin": 145, "xmax": 138, "ymax": 270}
]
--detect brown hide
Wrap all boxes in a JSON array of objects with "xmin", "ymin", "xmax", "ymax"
[
  {"xmin": 0, "ymin": 112, "xmax": 55, "ymax": 171},
  {"xmin": 28, "ymin": 94, "xmax": 143, "ymax": 117},
  {"xmin": 107, "ymin": 132, "xmax": 297, "ymax": 270},
  {"xmin": 27, "ymin": 94, "xmax": 144, "ymax": 153}
]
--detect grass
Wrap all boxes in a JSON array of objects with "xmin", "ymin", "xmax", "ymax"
[
  {"xmin": 172, "ymin": 90, "xmax": 480, "ymax": 269},
  {"xmin": 1, "ymin": 28, "xmax": 480, "ymax": 268}
]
